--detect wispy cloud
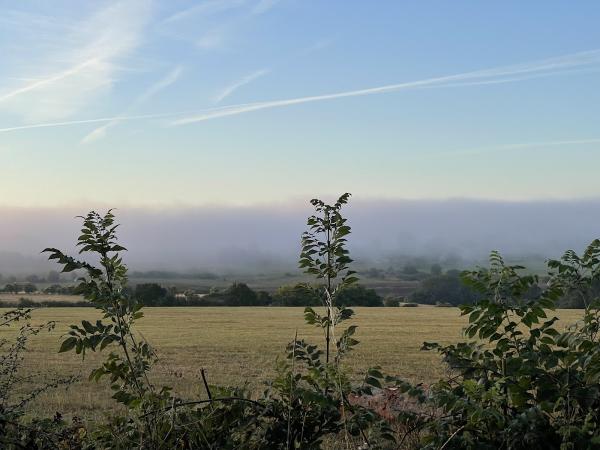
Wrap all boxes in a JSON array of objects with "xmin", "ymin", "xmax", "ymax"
[
  {"xmin": 443, "ymin": 138, "xmax": 600, "ymax": 157},
  {"xmin": 213, "ymin": 69, "xmax": 270, "ymax": 103},
  {"xmin": 138, "ymin": 66, "xmax": 183, "ymax": 103},
  {"xmin": 0, "ymin": 58, "xmax": 100, "ymax": 103},
  {"xmin": 163, "ymin": 0, "xmax": 246, "ymax": 23},
  {"xmin": 0, "ymin": 0, "xmax": 152, "ymax": 122},
  {"xmin": 196, "ymin": 29, "xmax": 228, "ymax": 50},
  {"xmin": 3, "ymin": 49, "xmax": 600, "ymax": 135},
  {"xmin": 81, "ymin": 65, "xmax": 183, "ymax": 144},
  {"xmin": 252, "ymin": 0, "xmax": 280, "ymax": 15},
  {"xmin": 163, "ymin": 0, "xmax": 279, "ymax": 52},
  {"xmin": 0, "ymin": 112, "xmax": 183, "ymax": 134},
  {"xmin": 171, "ymin": 49, "xmax": 600, "ymax": 126}
]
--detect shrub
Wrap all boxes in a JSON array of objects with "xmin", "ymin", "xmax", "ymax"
[
  {"xmin": 134, "ymin": 283, "xmax": 173, "ymax": 306},
  {"xmin": 383, "ymin": 296, "xmax": 400, "ymax": 307},
  {"xmin": 336, "ymin": 284, "xmax": 384, "ymax": 307},
  {"xmin": 407, "ymin": 246, "xmax": 600, "ymax": 448},
  {"xmin": 271, "ymin": 283, "xmax": 320, "ymax": 306},
  {"xmin": 202, "ymin": 282, "xmax": 267, "ymax": 306},
  {"xmin": 0, "ymin": 308, "xmax": 78, "ymax": 448},
  {"xmin": 17, "ymin": 297, "xmax": 36, "ymax": 307},
  {"xmin": 411, "ymin": 270, "xmax": 480, "ymax": 305}
]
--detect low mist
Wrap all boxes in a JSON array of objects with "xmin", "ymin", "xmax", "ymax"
[{"xmin": 1, "ymin": 198, "xmax": 599, "ymax": 276}]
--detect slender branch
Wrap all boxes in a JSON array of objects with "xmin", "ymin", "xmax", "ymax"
[
  {"xmin": 139, "ymin": 397, "xmax": 266, "ymax": 419},
  {"xmin": 200, "ymin": 368, "xmax": 212, "ymax": 401},
  {"xmin": 440, "ymin": 425, "xmax": 465, "ymax": 450},
  {"xmin": 287, "ymin": 329, "xmax": 298, "ymax": 450}
]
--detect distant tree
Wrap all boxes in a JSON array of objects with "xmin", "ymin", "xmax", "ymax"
[
  {"xmin": 47, "ymin": 270, "xmax": 61, "ymax": 283},
  {"xmin": 430, "ymin": 263, "xmax": 442, "ymax": 276},
  {"xmin": 204, "ymin": 282, "xmax": 262, "ymax": 306},
  {"xmin": 256, "ymin": 291, "xmax": 273, "ymax": 306},
  {"xmin": 135, "ymin": 283, "xmax": 173, "ymax": 306},
  {"xmin": 411, "ymin": 271, "xmax": 479, "ymax": 306},
  {"xmin": 43, "ymin": 284, "xmax": 63, "ymax": 294},
  {"xmin": 3, "ymin": 283, "xmax": 18, "ymax": 294},
  {"xmin": 336, "ymin": 284, "xmax": 383, "ymax": 307},
  {"xmin": 227, "ymin": 282, "xmax": 260, "ymax": 306},
  {"xmin": 25, "ymin": 274, "xmax": 42, "ymax": 284},
  {"xmin": 18, "ymin": 298, "xmax": 36, "ymax": 307},
  {"xmin": 272, "ymin": 284, "xmax": 320, "ymax": 306},
  {"xmin": 383, "ymin": 296, "xmax": 400, "ymax": 307},
  {"xmin": 364, "ymin": 267, "xmax": 385, "ymax": 279},
  {"xmin": 402, "ymin": 264, "xmax": 419, "ymax": 275},
  {"xmin": 22, "ymin": 283, "xmax": 37, "ymax": 294}
]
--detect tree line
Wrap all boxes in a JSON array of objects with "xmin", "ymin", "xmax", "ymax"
[{"xmin": 134, "ymin": 281, "xmax": 384, "ymax": 307}]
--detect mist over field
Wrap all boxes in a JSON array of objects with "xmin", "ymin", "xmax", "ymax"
[{"xmin": 2, "ymin": 198, "xmax": 599, "ymax": 275}]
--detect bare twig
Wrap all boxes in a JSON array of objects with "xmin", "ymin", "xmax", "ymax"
[
  {"xmin": 439, "ymin": 425, "xmax": 465, "ymax": 450},
  {"xmin": 200, "ymin": 368, "xmax": 212, "ymax": 401},
  {"xmin": 139, "ymin": 397, "xmax": 265, "ymax": 419},
  {"xmin": 287, "ymin": 329, "xmax": 298, "ymax": 450}
]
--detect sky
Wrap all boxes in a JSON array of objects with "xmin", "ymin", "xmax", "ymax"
[
  {"xmin": 2, "ymin": 1, "xmax": 600, "ymax": 273},
  {"xmin": 1, "ymin": 1, "xmax": 600, "ymax": 208}
]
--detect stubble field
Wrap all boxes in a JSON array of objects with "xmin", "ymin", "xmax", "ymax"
[{"xmin": 3, "ymin": 306, "xmax": 583, "ymax": 420}]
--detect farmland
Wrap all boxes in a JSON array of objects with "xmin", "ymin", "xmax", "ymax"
[{"xmin": 7, "ymin": 306, "xmax": 584, "ymax": 420}]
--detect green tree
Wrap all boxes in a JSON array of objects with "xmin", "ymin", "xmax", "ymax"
[
  {"xmin": 430, "ymin": 263, "xmax": 442, "ymax": 276},
  {"xmin": 204, "ymin": 282, "xmax": 263, "ymax": 306},
  {"xmin": 22, "ymin": 283, "xmax": 37, "ymax": 294},
  {"xmin": 411, "ymin": 270, "xmax": 479, "ymax": 305},
  {"xmin": 272, "ymin": 283, "xmax": 319, "ymax": 306},
  {"xmin": 337, "ymin": 284, "xmax": 383, "ymax": 306},
  {"xmin": 135, "ymin": 283, "xmax": 172, "ymax": 306},
  {"xmin": 3, "ymin": 283, "xmax": 18, "ymax": 294},
  {"xmin": 402, "ymin": 264, "xmax": 419, "ymax": 275},
  {"xmin": 299, "ymin": 193, "xmax": 358, "ymax": 364},
  {"xmin": 25, "ymin": 274, "xmax": 41, "ymax": 283},
  {"xmin": 43, "ymin": 210, "xmax": 166, "ymax": 443}
]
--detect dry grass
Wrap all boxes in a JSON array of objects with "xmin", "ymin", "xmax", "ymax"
[
  {"xmin": 0, "ymin": 293, "xmax": 83, "ymax": 303},
  {"xmin": 2, "ymin": 306, "xmax": 584, "ymax": 420}
]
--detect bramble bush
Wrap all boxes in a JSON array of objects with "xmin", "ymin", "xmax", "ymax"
[{"xmin": 4, "ymin": 196, "xmax": 600, "ymax": 449}]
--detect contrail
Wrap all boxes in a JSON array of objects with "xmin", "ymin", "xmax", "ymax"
[
  {"xmin": 2, "ymin": 49, "xmax": 600, "ymax": 134},
  {"xmin": 0, "ymin": 112, "xmax": 185, "ymax": 134},
  {"xmin": 171, "ymin": 49, "xmax": 600, "ymax": 126},
  {"xmin": 445, "ymin": 138, "xmax": 600, "ymax": 157},
  {"xmin": 81, "ymin": 65, "xmax": 184, "ymax": 144},
  {"xmin": 0, "ymin": 58, "xmax": 99, "ymax": 103}
]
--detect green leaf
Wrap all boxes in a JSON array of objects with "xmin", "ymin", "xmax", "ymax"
[{"xmin": 59, "ymin": 337, "xmax": 77, "ymax": 353}]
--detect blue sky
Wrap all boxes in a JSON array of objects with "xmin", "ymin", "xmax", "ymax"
[{"xmin": 1, "ymin": 1, "xmax": 600, "ymax": 207}]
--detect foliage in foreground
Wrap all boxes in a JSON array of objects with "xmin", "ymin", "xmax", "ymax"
[{"xmin": 4, "ymin": 199, "xmax": 600, "ymax": 448}]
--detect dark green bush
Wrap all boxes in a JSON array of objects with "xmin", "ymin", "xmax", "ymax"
[
  {"xmin": 411, "ymin": 270, "xmax": 480, "ymax": 305},
  {"xmin": 383, "ymin": 296, "xmax": 401, "ymax": 307},
  {"xmin": 408, "ymin": 246, "xmax": 600, "ymax": 449},
  {"xmin": 271, "ymin": 283, "xmax": 320, "ymax": 306},
  {"xmin": 337, "ymin": 284, "xmax": 384, "ymax": 307}
]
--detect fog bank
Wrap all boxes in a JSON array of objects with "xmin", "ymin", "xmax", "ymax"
[{"xmin": 1, "ymin": 199, "xmax": 599, "ymax": 275}]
